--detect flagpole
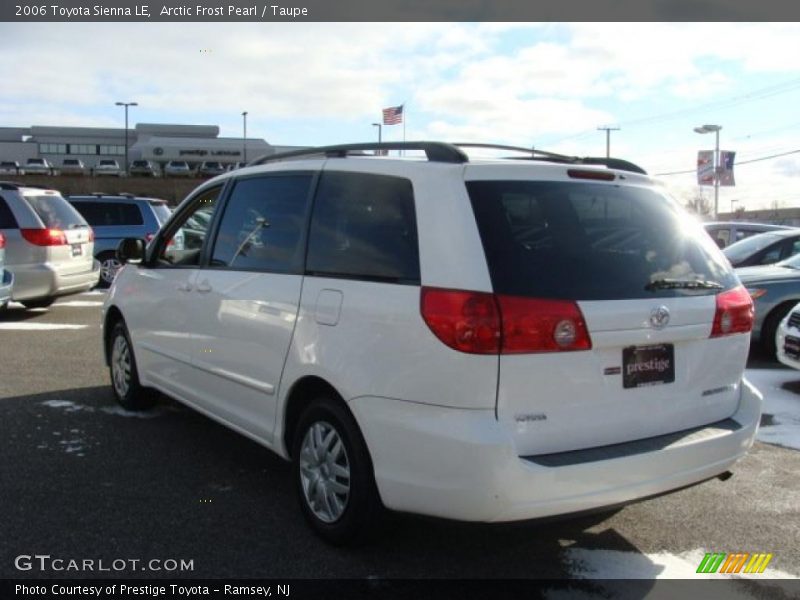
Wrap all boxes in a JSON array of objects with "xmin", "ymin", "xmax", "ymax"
[{"xmin": 402, "ymin": 102, "xmax": 406, "ymax": 156}]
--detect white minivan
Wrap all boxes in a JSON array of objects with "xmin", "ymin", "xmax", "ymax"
[{"xmin": 103, "ymin": 142, "xmax": 761, "ymax": 544}]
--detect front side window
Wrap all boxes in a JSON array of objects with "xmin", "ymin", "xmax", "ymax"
[
  {"xmin": 210, "ymin": 175, "xmax": 312, "ymax": 273},
  {"xmin": 157, "ymin": 186, "xmax": 222, "ymax": 266},
  {"xmin": 306, "ymin": 171, "xmax": 420, "ymax": 284}
]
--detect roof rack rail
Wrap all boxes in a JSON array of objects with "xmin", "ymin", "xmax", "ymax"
[
  {"xmin": 249, "ymin": 141, "xmax": 469, "ymax": 166},
  {"xmin": 453, "ymin": 142, "xmax": 647, "ymax": 175},
  {"xmin": 0, "ymin": 181, "xmax": 22, "ymax": 190}
]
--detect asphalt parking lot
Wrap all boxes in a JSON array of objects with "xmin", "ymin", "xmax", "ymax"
[{"xmin": 1, "ymin": 292, "xmax": 799, "ymax": 593}]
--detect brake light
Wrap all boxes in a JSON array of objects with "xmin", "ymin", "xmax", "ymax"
[
  {"xmin": 567, "ymin": 169, "xmax": 615, "ymax": 181},
  {"xmin": 20, "ymin": 228, "xmax": 68, "ymax": 246},
  {"xmin": 420, "ymin": 288, "xmax": 500, "ymax": 354},
  {"xmin": 711, "ymin": 285, "xmax": 754, "ymax": 337},
  {"xmin": 497, "ymin": 295, "xmax": 592, "ymax": 353},
  {"xmin": 0, "ymin": 232, "xmax": 5, "ymax": 249},
  {"xmin": 88, "ymin": 228, "xmax": 95, "ymax": 242},
  {"xmin": 420, "ymin": 287, "xmax": 592, "ymax": 354}
]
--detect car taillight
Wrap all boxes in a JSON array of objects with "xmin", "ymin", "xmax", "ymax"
[
  {"xmin": 0, "ymin": 232, "xmax": 5, "ymax": 249},
  {"xmin": 88, "ymin": 228, "xmax": 95, "ymax": 242},
  {"xmin": 711, "ymin": 285, "xmax": 754, "ymax": 337},
  {"xmin": 420, "ymin": 287, "xmax": 592, "ymax": 354},
  {"xmin": 497, "ymin": 295, "xmax": 592, "ymax": 353},
  {"xmin": 20, "ymin": 228, "xmax": 68, "ymax": 246},
  {"xmin": 420, "ymin": 288, "xmax": 501, "ymax": 354}
]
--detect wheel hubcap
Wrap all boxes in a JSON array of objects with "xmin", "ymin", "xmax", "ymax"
[
  {"xmin": 299, "ymin": 421, "xmax": 350, "ymax": 523},
  {"xmin": 111, "ymin": 334, "xmax": 131, "ymax": 398},
  {"xmin": 101, "ymin": 258, "xmax": 122, "ymax": 284}
]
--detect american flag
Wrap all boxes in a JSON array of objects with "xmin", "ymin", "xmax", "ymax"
[{"xmin": 382, "ymin": 105, "xmax": 403, "ymax": 125}]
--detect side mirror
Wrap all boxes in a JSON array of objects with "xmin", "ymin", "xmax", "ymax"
[{"xmin": 117, "ymin": 238, "xmax": 145, "ymax": 264}]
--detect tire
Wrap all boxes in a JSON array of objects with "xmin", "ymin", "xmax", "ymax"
[
  {"xmin": 762, "ymin": 303, "xmax": 796, "ymax": 359},
  {"xmin": 97, "ymin": 252, "xmax": 123, "ymax": 288},
  {"xmin": 109, "ymin": 321, "xmax": 155, "ymax": 410},
  {"xmin": 22, "ymin": 297, "xmax": 55, "ymax": 309},
  {"xmin": 292, "ymin": 397, "xmax": 383, "ymax": 545}
]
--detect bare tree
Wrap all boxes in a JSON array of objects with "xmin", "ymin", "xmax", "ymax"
[{"xmin": 685, "ymin": 190, "xmax": 713, "ymax": 216}]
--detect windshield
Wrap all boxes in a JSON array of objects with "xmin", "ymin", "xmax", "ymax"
[
  {"xmin": 723, "ymin": 232, "xmax": 783, "ymax": 263},
  {"xmin": 467, "ymin": 180, "xmax": 737, "ymax": 300}
]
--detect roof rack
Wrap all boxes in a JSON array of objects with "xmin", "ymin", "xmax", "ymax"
[
  {"xmin": 0, "ymin": 182, "xmax": 56, "ymax": 191},
  {"xmin": 248, "ymin": 141, "xmax": 647, "ymax": 174},
  {"xmin": 452, "ymin": 143, "xmax": 647, "ymax": 175},
  {"xmin": 249, "ymin": 142, "xmax": 469, "ymax": 165}
]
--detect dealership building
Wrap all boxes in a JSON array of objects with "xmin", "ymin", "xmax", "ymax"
[{"xmin": 0, "ymin": 123, "xmax": 294, "ymax": 171}]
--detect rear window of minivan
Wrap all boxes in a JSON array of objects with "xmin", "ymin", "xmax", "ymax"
[
  {"xmin": 467, "ymin": 180, "xmax": 737, "ymax": 301},
  {"xmin": 26, "ymin": 195, "xmax": 88, "ymax": 230}
]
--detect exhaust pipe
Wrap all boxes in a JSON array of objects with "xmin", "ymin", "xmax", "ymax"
[{"xmin": 717, "ymin": 470, "xmax": 733, "ymax": 482}]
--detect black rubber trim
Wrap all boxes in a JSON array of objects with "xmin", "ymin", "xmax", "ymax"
[{"xmin": 522, "ymin": 418, "xmax": 741, "ymax": 467}]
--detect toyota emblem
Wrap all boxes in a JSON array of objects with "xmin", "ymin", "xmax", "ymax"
[{"xmin": 650, "ymin": 306, "xmax": 670, "ymax": 329}]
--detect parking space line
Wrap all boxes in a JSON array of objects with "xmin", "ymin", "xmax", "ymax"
[{"xmin": 0, "ymin": 323, "xmax": 88, "ymax": 330}]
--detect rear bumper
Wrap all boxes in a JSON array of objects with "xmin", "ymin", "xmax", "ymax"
[
  {"xmin": 9, "ymin": 260, "xmax": 100, "ymax": 301},
  {"xmin": 350, "ymin": 378, "xmax": 762, "ymax": 522},
  {"xmin": 0, "ymin": 269, "xmax": 13, "ymax": 304}
]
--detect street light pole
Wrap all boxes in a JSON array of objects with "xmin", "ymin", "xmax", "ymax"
[
  {"xmin": 115, "ymin": 101, "xmax": 137, "ymax": 175},
  {"xmin": 694, "ymin": 124, "xmax": 722, "ymax": 219},
  {"xmin": 242, "ymin": 111, "xmax": 248, "ymax": 163},
  {"xmin": 372, "ymin": 122, "xmax": 382, "ymax": 143}
]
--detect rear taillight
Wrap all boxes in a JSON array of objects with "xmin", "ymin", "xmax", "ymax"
[
  {"xmin": 711, "ymin": 285, "xmax": 754, "ymax": 337},
  {"xmin": 420, "ymin": 288, "xmax": 501, "ymax": 354},
  {"xmin": 20, "ymin": 228, "xmax": 68, "ymax": 246},
  {"xmin": 0, "ymin": 232, "xmax": 5, "ymax": 249},
  {"xmin": 88, "ymin": 228, "xmax": 95, "ymax": 242},
  {"xmin": 497, "ymin": 295, "xmax": 592, "ymax": 353},
  {"xmin": 420, "ymin": 287, "xmax": 592, "ymax": 354}
]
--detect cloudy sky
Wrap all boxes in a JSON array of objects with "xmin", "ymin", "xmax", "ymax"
[{"xmin": 2, "ymin": 22, "xmax": 800, "ymax": 212}]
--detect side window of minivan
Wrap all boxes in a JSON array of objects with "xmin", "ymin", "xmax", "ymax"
[
  {"xmin": 306, "ymin": 171, "xmax": 420, "ymax": 284},
  {"xmin": 210, "ymin": 174, "xmax": 312, "ymax": 273},
  {"xmin": 73, "ymin": 202, "xmax": 143, "ymax": 227}
]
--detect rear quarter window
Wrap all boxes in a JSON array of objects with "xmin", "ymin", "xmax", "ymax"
[
  {"xmin": 306, "ymin": 171, "xmax": 420, "ymax": 284},
  {"xmin": 467, "ymin": 180, "xmax": 737, "ymax": 300},
  {"xmin": 71, "ymin": 202, "xmax": 144, "ymax": 227},
  {"xmin": 0, "ymin": 198, "xmax": 18, "ymax": 228}
]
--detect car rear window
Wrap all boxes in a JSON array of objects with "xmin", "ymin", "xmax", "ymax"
[
  {"xmin": 26, "ymin": 195, "xmax": 88, "ymax": 229},
  {"xmin": 466, "ymin": 180, "xmax": 737, "ymax": 300}
]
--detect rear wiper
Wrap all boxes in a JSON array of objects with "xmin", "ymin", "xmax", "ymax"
[{"xmin": 645, "ymin": 278, "xmax": 724, "ymax": 291}]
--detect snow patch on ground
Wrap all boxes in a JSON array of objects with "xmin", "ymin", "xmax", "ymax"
[
  {"xmin": 54, "ymin": 300, "xmax": 104, "ymax": 307},
  {"xmin": 0, "ymin": 323, "xmax": 87, "ymax": 330},
  {"xmin": 40, "ymin": 400, "xmax": 94, "ymax": 413},
  {"xmin": 746, "ymin": 369, "xmax": 800, "ymax": 450}
]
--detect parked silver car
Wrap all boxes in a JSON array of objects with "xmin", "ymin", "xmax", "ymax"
[
  {"xmin": 704, "ymin": 221, "xmax": 793, "ymax": 249},
  {"xmin": 0, "ymin": 182, "xmax": 99, "ymax": 308},
  {"xmin": 94, "ymin": 159, "xmax": 122, "ymax": 177},
  {"xmin": 0, "ymin": 231, "xmax": 13, "ymax": 309},
  {"xmin": 24, "ymin": 158, "xmax": 53, "ymax": 175},
  {"xmin": 60, "ymin": 158, "xmax": 87, "ymax": 176},
  {"xmin": 164, "ymin": 160, "xmax": 193, "ymax": 178}
]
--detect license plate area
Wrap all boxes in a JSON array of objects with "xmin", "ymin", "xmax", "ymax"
[
  {"xmin": 784, "ymin": 335, "xmax": 800, "ymax": 360},
  {"xmin": 623, "ymin": 344, "xmax": 675, "ymax": 389},
  {"xmin": 71, "ymin": 243, "xmax": 82, "ymax": 257}
]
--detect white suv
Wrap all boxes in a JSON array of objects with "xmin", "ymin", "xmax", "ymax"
[{"xmin": 103, "ymin": 142, "xmax": 761, "ymax": 544}]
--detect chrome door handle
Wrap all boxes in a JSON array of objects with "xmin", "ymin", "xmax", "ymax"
[
  {"xmin": 177, "ymin": 283, "xmax": 192, "ymax": 292},
  {"xmin": 196, "ymin": 281, "xmax": 212, "ymax": 293}
]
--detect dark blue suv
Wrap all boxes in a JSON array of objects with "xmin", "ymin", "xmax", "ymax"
[{"xmin": 65, "ymin": 194, "xmax": 172, "ymax": 287}]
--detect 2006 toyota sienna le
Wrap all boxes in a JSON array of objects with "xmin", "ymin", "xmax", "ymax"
[{"xmin": 103, "ymin": 142, "xmax": 761, "ymax": 544}]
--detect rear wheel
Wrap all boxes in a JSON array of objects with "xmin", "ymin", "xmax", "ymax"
[
  {"xmin": 98, "ymin": 252, "xmax": 122, "ymax": 288},
  {"xmin": 22, "ymin": 297, "xmax": 55, "ymax": 309},
  {"xmin": 292, "ymin": 397, "xmax": 383, "ymax": 545},
  {"xmin": 109, "ymin": 321, "xmax": 155, "ymax": 410}
]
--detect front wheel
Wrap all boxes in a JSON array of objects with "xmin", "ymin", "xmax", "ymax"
[
  {"xmin": 109, "ymin": 321, "xmax": 155, "ymax": 410},
  {"xmin": 292, "ymin": 397, "xmax": 383, "ymax": 545}
]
